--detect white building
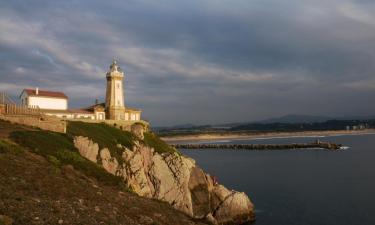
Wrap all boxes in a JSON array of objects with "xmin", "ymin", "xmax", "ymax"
[{"xmin": 20, "ymin": 88, "xmax": 68, "ymax": 110}]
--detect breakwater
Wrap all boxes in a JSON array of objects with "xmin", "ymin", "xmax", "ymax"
[{"xmin": 172, "ymin": 141, "xmax": 342, "ymax": 150}]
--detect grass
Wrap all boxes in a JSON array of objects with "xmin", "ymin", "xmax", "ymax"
[
  {"xmin": 9, "ymin": 130, "xmax": 124, "ymax": 187},
  {"xmin": 67, "ymin": 121, "xmax": 136, "ymax": 163},
  {"xmin": 0, "ymin": 139, "xmax": 24, "ymax": 155},
  {"xmin": 6, "ymin": 120, "xmax": 178, "ymax": 187},
  {"xmin": 143, "ymin": 132, "xmax": 178, "ymax": 154},
  {"xmin": 67, "ymin": 121, "xmax": 179, "ymax": 158}
]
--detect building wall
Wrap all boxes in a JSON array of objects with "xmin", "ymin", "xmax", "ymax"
[
  {"xmin": 125, "ymin": 111, "xmax": 141, "ymax": 121},
  {"xmin": 0, "ymin": 114, "xmax": 66, "ymax": 133},
  {"xmin": 95, "ymin": 112, "xmax": 105, "ymax": 120},
  {"xmin": 45, "ymin": 112, "xmax": 95, "ymax": 120},
  {"xmin": 45, "ymin": 113, "xmax": 73, "ymax": 119},
  {"xmin": 28, "ymin": 96, "xmax": 68, "ymax": 110},
  {"xmin": 115, "ymin": 80, "xmax": 124, "ymax": 107}
]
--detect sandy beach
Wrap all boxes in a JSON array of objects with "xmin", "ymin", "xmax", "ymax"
[{"xmin": 161, "ymin": 129, "xmax": 375, "ymax": 143}]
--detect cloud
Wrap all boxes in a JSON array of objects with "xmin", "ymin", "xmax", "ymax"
[{"xmin": 0, "ymin": 0, "xmax": 374, "ymax": 125}]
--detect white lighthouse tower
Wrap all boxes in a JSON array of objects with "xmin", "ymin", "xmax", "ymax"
[{"xmin": 105, "ymin": 60, "xmax": 126, "ymax": 120}]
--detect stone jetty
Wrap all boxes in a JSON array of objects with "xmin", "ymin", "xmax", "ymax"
[{"xmin": 172, "ymin": 141, "xmax": 342, "ymax": 151}]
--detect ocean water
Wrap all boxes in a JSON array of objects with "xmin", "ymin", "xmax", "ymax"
[{"xmin": 179, "ymin": 134, "xmax": 375, "ymax": 225}]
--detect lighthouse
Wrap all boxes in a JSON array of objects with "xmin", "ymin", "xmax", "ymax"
[{"xmin": 105, "ymin": 60, "xmax": 126, "ymax": 120}]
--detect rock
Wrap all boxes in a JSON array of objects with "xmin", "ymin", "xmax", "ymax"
[
  {"xmin": 100, "ymin": 148, "xmax": 118, "ymax": 175},
  {"xmin": 131, "ymin": 124, "xmax": 144, "ymax": 140},
  {"xmin": 137, "ymin": 215, "xmax": 154, "ymax": 225},
  {"xmin": 32, "ymin": 197, "xmax": 41, "ymax": 203},
  {"xmin": 73, "ymin": 136, "xmax": 99, "ymax": 163},
  {"xmin": 95, "ymin": 206, "xmax": 100, "ymax": 212},
  {"xmin": 122, "ymin": 147, "xmax": 155, "ymax": 197},
  {"xmin": 58, "ymin": 219, "xmax": 64, "ymax": 224},
  {"xmin": 153, "ymin": 213, "xmax": 162, "ymax": 218},
  {"xmin": 210, "ymin": 185, "xmax": 232, "ymax": 210},
  {"xmin": 205, "ymin": 213, "xmax": 218, "ymax": 225},
  {"xmin": 74, "ymin": 135, "xmax": 255, "ymax": 224},
  {"xmin": 212, "ymin": 186, "xmax": 255, "ymax": 225},
  {"xmin": 188, "ymin": 166, "xmax": 211, "ymax": 218},
  {"xmin": 150, "ymin": 153, "xmax": 195, "ymax": 216}
]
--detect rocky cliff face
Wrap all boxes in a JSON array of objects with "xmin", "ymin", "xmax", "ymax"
[{"xmin": 73, "ymin": 126, "xmax": 254, "ymax": 225}]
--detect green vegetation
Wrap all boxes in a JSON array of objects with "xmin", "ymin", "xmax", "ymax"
[
  {"xmin": 5, "ymin": 120, "xmax": 178, "ymax": 187},
  {"xmin": 67, "ymin": 121, "xmax": 137, "ymax": 162},
  {"xmin": 67, "ymin": 121, "xmax": 178, "ymax": 158},
  {"xmin": 143, "ymin": 132, "xmax": 177, "ymax": 154},
  {"xmin": 47, "ymin": 155, "xmax": 61, "ymax": 167},
  {"xmin": 9, "ymin": 130, "xmax": 123, "ymax": 186},
  {"xmin": 0, "ymin": 139, "xmax": 24, "ymax": 155}
]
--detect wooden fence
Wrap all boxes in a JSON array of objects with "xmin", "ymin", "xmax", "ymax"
[
  {"xmin": 0, "ymin": 92, "xmax": 41, "ymax": 116},
  {"xmin": 4, "ymin": 104, "xmax": 41, "ymax": 116},
  {"xmin": 0, "ymin": 92, "xmax": 15, "ymax": 105}
]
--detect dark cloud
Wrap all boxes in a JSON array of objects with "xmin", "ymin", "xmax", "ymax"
[{"xmin": 0, "ymin": 0, "xmax": 375, "ymax": 126}]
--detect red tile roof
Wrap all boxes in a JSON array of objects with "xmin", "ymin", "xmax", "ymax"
[{"xmin": 23, "ymin": 89, "xmax": 68, "ymax": 99}]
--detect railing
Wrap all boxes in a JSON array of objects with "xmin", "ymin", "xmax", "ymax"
[
  {"xmin": 0, "ymin": 92, "xmax": 41, "ymax": 116},
  {"xmin": 0, "ymin": 92, "xmax": 16, "ymax": 105},
  {"xmin": 4, "ymin": 104, "xmax": 41, "ymax": 116}
]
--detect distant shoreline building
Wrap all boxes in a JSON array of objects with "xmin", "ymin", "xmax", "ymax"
[{"xmin": 19, "ymin": 60, "xmax": 142, "ymax": 121}]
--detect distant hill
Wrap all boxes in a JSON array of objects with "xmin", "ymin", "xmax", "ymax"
[
  {"xmin": 153, "ymin": 123, "xmax": 196, "ymax": 131},
  {"xmin": 256, "ymin": 114, "xmax": 332, "ymax": 124},
  {"xmin": 154, "ymin": 114, "xmax": 375, "ymax": 135}
]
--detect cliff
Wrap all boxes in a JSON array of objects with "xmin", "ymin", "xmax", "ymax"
[
  {"xmin": 0, "ymin": 138, "xmax": 206, "ymax": 225},
  {"xmin": 3, "ymin": 120, "xmax": 255, "ymax": 224},
  {"xmin": 69, "ymin": 122, "xmax": 255, "ymax": 224}
]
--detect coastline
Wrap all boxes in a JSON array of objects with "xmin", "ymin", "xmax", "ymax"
[{"xmin": 161, "ymin": 129, "xmax": 375, "ymax": 143}]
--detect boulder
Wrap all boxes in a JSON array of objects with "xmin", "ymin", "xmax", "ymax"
[
  {"xmin": 131, "ymin": 124, "xmax": 144, "ymax": 140},
  {"xmin": 212, "ymin": 185, "xmax": 255, "ymax": 225},
  {"xmin": 73, "ymin": 136, "xmax": 99, "ymax": 163},
  {"xmin": 188, "ymin": 166, "xmax": 211, "ymax": 218},
  {"xmin": 100, "ymin": 148, "xmax": 118, "ymax": 175}
]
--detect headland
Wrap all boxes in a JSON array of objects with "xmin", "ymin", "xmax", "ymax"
[{"xmin": 161, "ymin": 129, "xmax": 375, "ymax": 143}]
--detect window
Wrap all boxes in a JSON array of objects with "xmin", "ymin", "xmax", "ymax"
[{"xmin": 117, "ymin": 83, "xmax": 120, "ymax": 89}]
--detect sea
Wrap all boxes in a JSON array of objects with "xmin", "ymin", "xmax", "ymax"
[{"xmin": 177, "ymin": 133, "xmax": 375, "ymax": 225}]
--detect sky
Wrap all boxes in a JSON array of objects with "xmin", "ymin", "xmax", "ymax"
[{"xmin": 1, "ymin": 0, "xmax": 375, "ymax": 126}]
